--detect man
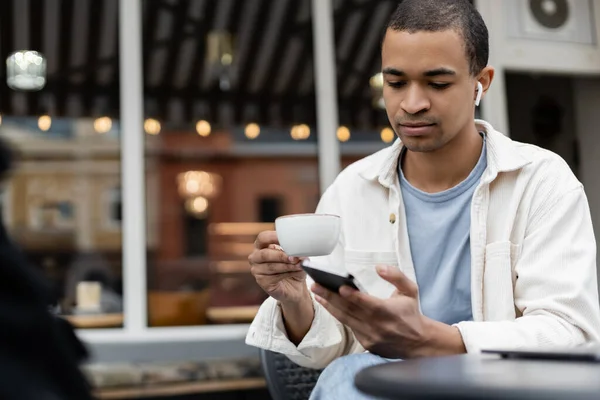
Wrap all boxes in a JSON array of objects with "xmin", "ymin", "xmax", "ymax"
[{"xmin": 247, "ymin": 0, "xmax": 600, "ymax": 398}]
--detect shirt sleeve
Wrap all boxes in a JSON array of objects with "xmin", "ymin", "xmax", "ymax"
[
  {"xmin": 245, "ymin": 182, "xmax": 365, "ymax": 369},
  {"xmin": 456, "ymin": 186, "xmax": 600, "ymax": 352}
]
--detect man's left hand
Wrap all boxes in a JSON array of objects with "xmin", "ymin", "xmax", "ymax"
[{"xmin": 311, "ymin": 265, "xmax": 466, "ymax": 359}]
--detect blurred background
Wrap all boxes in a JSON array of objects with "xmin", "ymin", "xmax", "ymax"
[{"xmin": 0, "ymin": 0, "xmax": 599, "ymax": 398}]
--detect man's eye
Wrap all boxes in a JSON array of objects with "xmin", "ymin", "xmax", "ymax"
[
  {"xmin": 430, "ymin": 83, "xmax": 451, "ymax": 90},
  {"xmin": 386, "ymin": 81, "xmax": 406, "ymax": 89}
]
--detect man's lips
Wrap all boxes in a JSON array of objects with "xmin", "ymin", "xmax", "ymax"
[{"xmin": 398, "ymin": 123, "xmax": 436, "ymax": 136}]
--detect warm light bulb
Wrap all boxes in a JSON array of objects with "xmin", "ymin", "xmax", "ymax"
[
  {"xmin": 336, "ymin": 126, "xmax": 350, "ymax": 142},
  {"xmin": 38, "ymin": 115, "xmax": 51, "ymax": 131},
  {"xmin": 144, "ymin": 118, "xmax": 161, "ymax": 135},
  {"xmin": 245, "ymin": 123, "xmax": 260, "ymax": 139},
  {"xmin": 380, "ymin": 127, "xmax": 395, "ymax": 143},
  {"xmin": 196, "ymin": 120, "xmax": 211, "ymax": 137},
  {"xmin": 292, "ymin": 124, "xmax": 310, "ymax": 140},
  {"xmin": 185, "ymin": 196, "xmax": 209, "ymax": 216},
  {"xmin": 94, "ymin": 116, "xmax": 112, "ymax": 134},
  {"xmin": 369, "ymin": 72, "xmax": 383, "ymax": 89},
  {"xmin": 290, "ymin": 125, "xmax": 300, "ymax": 140}
]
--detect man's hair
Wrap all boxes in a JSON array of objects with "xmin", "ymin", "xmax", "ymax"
[{"xmin": 385, "ymin": 0, "xmax": 489, "ymax": 76}]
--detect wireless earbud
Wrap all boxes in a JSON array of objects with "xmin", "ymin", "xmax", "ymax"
[{"xmin": 475, "ymin": 81, "xmax": 483, "ymax": 106}]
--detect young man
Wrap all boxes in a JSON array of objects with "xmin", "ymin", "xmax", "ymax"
[{"xmin": 247, "ymin": 0, "xmax": 600, "ymax": 398}]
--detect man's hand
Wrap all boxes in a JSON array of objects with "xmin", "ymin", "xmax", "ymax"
[
  {"xmin": 248, "ymin": 231, "xmax": 309, "ymax": 305},
  {"xmin": 248, "ymin": 231, "xmax": 314, "ymax": 345},
  {"xmin": 311, "ymin": 265, "xmax": 466, "ymax": 359}
]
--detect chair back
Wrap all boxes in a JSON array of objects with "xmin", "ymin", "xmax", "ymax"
[{"xmin": 259, "ymin": 348, "xmax": 322, "ymax": 400}]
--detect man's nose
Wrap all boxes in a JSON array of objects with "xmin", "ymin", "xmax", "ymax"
[{"xmin": 400, "ymin": 84, "xmax": 430, "ymax": 115}]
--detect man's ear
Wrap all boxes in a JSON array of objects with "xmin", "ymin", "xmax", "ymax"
[{"xmin": 476, "ymin": 65, "xmax": 495, "ymax": 105}]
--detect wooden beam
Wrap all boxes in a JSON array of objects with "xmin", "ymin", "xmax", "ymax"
[
  {"xmin": 142, "ymin": 0, "xmax": 160, "ymax": 81},
  {"xmin": 0, "ymin": 0, "xmax": 15, "ymax": 115},
  {"xmin": 337, "ymin": 1, "xmax": 379, "ymax": 98},
  {"xmin": 262, "ymin": 0, "xmax": 302, "ymax": 98},
  {"xmin": 182, "ymin": 0, "xmax": 218, "ymax": 122},
  {"xmin": 349, "ymin": 5, "xmax": 392, "ymax": 99},
  {"xmin": 56, "ymin": 0, "xmax": 75, "ymax": 116},
  {"xmin": 236, "ymin": 0, "xmax": 272, "ymax": 96},
  {"xmin": 28, "ymin": 0, "xmax": 45, "ymax": 116},
  {"xmin": 158, "ymin": 0, "xmax": 190, "ymax": 104},
  {"xmin": 82, "ymin": 0, "xmax": 104, "ymax": 116}
]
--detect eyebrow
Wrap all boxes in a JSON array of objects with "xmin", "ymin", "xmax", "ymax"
[{"xmin": 382, "ymin": 67, "xmax": 457, "ymax": 77}]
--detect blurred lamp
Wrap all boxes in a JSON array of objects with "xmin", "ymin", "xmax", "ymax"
[
  {"xmin": 94, "ymin": 117, "xmax": 112, "ymax": 134},
  {"xmin": 7, "ymin": 51, "xmax": 47, "ymax": 91},
  {"xmin": 177, "ymin": 170, "xmax": 221, "ymax": 199},
  {"xmin": 369, "ymin": 72, "xmax": 385, "ymax": 110},
  {"xmin": 244, "ymin": 123, "xmax": 260, "ymax": 139},
  {"xmin": 196, "ymin": 120, "xmax": 211, "ymax": 137},
  {"xmin": 38, "ymin": 115, "xmax": 52, "ymax": 131},
  {"xmin": 291, "ymin": 124, "xmax": 310, "ymax": 140},
  {"xmin": 381, "ymin": 127, "xmax": 395, "ymax": 143},
  {"xmin": 144, "ymin": 118, "xmax": 161, "ymax": 135},
  {"xmin": 337, "ymin": 126, "xmax": 351, "ymax": 142},
  {"xmin": 185, "ymin": 196, "xmax": 209, "ymax": 217}
]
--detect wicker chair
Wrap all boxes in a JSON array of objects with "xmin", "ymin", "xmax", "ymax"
[{"xmin": 259, "ymin": 348, "xmax": 323, "ymax": 400}]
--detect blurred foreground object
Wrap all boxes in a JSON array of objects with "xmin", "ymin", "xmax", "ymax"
[{"xmin": 0, "ymin": 138, "xmax": 92, "ymax": 399}]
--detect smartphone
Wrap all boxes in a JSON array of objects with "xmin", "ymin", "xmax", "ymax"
[{"xmin": 301, "ymin": 260, "xmax": 363, "ymax": 293}]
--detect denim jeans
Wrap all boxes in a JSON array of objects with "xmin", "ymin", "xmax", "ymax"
[{"xmin": 309, "ymin": 352, "xmax": 393, "ymax": 400}]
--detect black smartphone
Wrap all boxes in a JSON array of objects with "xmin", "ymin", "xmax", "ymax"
[{"xmin": 301, "ymin": 260, "xmax": 363, "ymax": 293}]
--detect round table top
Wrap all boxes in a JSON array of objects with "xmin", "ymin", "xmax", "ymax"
[{"xmin": 354, "ymin": 354, "xmax": 600, "ymax": 400}]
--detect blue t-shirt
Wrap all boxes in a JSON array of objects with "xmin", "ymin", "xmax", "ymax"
[{"xmin": 399, "ymin": 136, "xmax": 487, "ymax": 325}]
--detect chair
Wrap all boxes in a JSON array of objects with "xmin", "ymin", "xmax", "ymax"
[{"xmin": 259, "ymin": 348, "xmax": 323, "ymax": 400}]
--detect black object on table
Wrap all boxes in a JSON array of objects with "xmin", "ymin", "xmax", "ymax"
[{"xmin": 354, "ymin": 354, "xmax": 600, "ymax": 400}]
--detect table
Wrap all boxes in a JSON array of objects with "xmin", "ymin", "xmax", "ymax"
[
  {"xmin": 354, "ymin": 354, "xmax": 600, "ymax": 400},
  {"xmin": 96, "ymin": 377, "xmax": 266, "ymax": 399},
  {"xmin": 63, "ymin": 313, "xmax": 124, "ymax": 329},
  {"xmin": 206, "ymin": 305, "xmax": 259, "ymax": 323}
]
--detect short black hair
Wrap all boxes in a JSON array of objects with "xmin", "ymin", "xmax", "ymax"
[{"xmin": 385, "ymin": 0, "xmax": 489, "ymax": 76}]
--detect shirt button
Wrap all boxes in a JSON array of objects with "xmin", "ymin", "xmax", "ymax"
[{"xmin": 389, "ymin": 213, "xmax": 396, "ymax": 224}]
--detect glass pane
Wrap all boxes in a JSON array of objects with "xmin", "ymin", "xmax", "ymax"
[
  {"xmin": 0, "ymin": 0, "xmax": 123, "ymax": 328},
  {"xmin": 143, "ymin": 0, "xmax": 320, "ymax": 326},
  {"xmin": 332, "ymin": 0, "xmax": 395, "ymax": 169}
]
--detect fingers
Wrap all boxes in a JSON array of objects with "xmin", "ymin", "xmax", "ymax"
[
  {"xmin": 338, "ymin": 285, "xmax": 382, "ymax": 312},
  {"xmin": 251, "ymin": 261, "xmax": 303, "ymax": 276},
  {"xmin": 376, "ymin": 265, "xmax": 419, "ymax": 298},
  {"xmin": 249, "ymin": 247, "xmax": 297, "ymax": 265},
  {"xmin": 255, "ymin": 271, "xmax": 306, "ymax": 287},
  {"xmin": 313, "ymin": 292, "xmax": 367, "ymax": 335},
  {"xmin": 311, "ymin": 283, "xmax": 365, "ymax": 317},
  {"xmin": 254, "ymin": 231, "xmax": 279, "ymax": 249}
]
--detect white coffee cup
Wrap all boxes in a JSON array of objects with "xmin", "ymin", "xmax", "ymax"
[{"xmin": 275, "ymin": 213, "xmax": 341, "ymax": 257}]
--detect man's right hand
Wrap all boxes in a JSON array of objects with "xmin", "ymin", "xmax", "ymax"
[
  {"xmin": 248, "ymin": 231, "xmax": 310, "ymax": 305},
  {"xmin": 249, "ymin": 231, "xmax": 315, "ymax": 345}
]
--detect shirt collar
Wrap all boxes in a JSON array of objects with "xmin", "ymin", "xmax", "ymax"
[{"xmin": 358, "ymin": 119, "xmax": 532, "ymax": 188}]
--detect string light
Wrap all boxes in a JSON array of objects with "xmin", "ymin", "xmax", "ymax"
[
  {"xmin": 245, "ymin": 123, "xmax": 260, "ymax": 139},
  {"xmin": 380, "ymin": 127, "xmax": 395, "ymax": 143},
  {"xmin": 196, "ymin": 120, "xmax": 211, "ymax": 137},
  {"xmin": 94, "ymin": 117, "xmax": 112, "ymax": 134},
  {"xmin": 336, "ymin": 126, "xmax": 350, "ymax": 142},
  {"xmin": 144, "ymin": 118, "xmax": 161, "ymax": 135},
  {"xmin": 291, "ymin": 124, "xmax": 310, "ymax": 140},
  {"xmin": 38, "ymin": 115, "xmax": 51, "ymax": 131}
]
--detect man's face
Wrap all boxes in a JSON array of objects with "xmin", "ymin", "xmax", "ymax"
[{"xmin": 381, "ymin": 28, "xmax": 478, "ymax": 153}]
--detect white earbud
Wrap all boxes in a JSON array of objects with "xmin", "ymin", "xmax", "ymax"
[{"xmin": 475, "ymin": 82, "xmax": 483, "ymax": 107}]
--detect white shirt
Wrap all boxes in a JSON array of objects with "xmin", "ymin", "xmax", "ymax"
[{"xmin": 246, "ymin": 120, "xmax": 600, "ymax": 369}]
